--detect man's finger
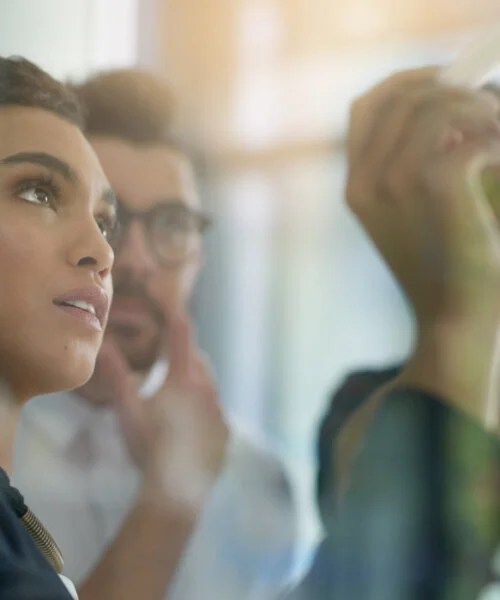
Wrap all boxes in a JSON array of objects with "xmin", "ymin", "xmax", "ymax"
[
  {"xmin": 166, "ymin": 310, "xmax": 193, "ymax": 380},
  {"xmin": 98, "ymin": 341, "xmax": 146, "ymax": 453},
  {"xmin": 192, "ymin": 351, "xmax": 214, "ymax": 381},
  {"xmin": 95, "ymin": 341, "xmax": 133, "ymax": 399},
  {"xmin": 348, "ymin": 66, "xmax": 439, "ymax": 162}
]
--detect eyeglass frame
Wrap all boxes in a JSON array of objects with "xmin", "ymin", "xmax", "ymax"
[{"xmin": 111, "ymin": 199, "xmax": 213, "ymax": 267}]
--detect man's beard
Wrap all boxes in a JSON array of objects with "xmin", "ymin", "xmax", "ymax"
[
  {"xmin": 112, "ymin": 329, "xmax": 165, "ymax": 372},
  {"xmin": 108, "ymin": 279, "xmax": 167, "ymax": 372}
]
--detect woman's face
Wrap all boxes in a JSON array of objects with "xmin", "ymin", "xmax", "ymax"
[{"xmin": 0, "ymin": 106, "xmax": 116, "ymax": 400}]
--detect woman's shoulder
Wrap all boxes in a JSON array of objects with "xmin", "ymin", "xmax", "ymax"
[{"xmin": 0, "ymin": 492, "xmax": 73, "ymax": 598}]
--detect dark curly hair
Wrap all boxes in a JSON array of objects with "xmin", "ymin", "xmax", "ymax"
[{"xmin": 0, "ymin": 56, "xmax": 84, "ymax": 128}]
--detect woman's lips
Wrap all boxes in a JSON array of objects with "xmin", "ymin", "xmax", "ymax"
[{"xmin": 53, "ymin": 286, "xmax": 110, "ymax": 332}]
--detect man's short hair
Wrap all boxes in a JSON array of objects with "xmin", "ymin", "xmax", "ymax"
[
  {"xmin": 0, "ymin": 56, "xmax": 84, "ymax": 128},
  {"xmin": 71, "ymin": 68, "xmax": 210, "ymax": 186},
  {"xmin": 70, "ymin": 69, "xmax": 177, "ymax": 145}
]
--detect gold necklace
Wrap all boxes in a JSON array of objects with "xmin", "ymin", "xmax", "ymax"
[
  {"xmin": 0, "ymin": 466, "xmax": 64, "ymax": 574},
  {"xmin": 21, "ymin": 507, "xmax": 65, "ymax": 573}
]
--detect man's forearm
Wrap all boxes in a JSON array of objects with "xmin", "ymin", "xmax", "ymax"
[{"xmin": 78, "ymin": 484, "xmax": 197, "ymax": 600}]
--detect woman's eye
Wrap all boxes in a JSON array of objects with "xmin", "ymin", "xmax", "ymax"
[{"xmin": 18, "ymin": 185, "xmax": 53, "ymax": 206}]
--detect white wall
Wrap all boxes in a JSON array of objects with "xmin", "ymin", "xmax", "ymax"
[{"xmin": 0, "ymin": 0, "xmax": 139, "ymax": 80}]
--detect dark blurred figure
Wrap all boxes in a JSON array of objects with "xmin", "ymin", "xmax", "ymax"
[
  {"xmin": 285, "ymin": 69, "xmax": 500, "ymax": 600},
  {"xmin": 287, "ymin": 364, "xmax": 499, "ymax": 600}
]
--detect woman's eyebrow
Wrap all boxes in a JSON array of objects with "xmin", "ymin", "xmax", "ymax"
[
  {"xmin": 0, "ymin": 151, "xmax": 78, "ymax": 184},
  {"xmin": 1, "ymin": 152, "xmax": 118, "ymax": 215}
]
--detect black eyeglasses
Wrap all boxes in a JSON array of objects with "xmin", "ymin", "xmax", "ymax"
[{"xmin": 112, "ymin": 200, "xmax": 212, "ymax": 266}]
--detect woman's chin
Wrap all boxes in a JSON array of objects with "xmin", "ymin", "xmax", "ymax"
[
  {"xmin": 21, "ymin": 352, "xmax": 97, "ymax": 400},
  {"xmin": 51, "ymin": 354, "xmax": 97, "ymax": 394},
  {"xmin": 0, "ymin": 336, "xmax": 100, "ymax": 401}
]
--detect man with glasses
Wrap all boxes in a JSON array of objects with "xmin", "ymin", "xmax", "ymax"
[{"xmin": 12, "ymin": 69, "xmax": 297, "ymax": 600}]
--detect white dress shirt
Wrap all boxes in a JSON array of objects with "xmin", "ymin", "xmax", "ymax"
[{"xmin": 12, "ymin": 365, "xmax": 297, "ymax": 600}]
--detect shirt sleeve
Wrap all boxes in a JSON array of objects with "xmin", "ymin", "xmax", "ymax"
[{"xmin": 233, "ymin": 435, "xmax": 300, "ymax": 597}]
